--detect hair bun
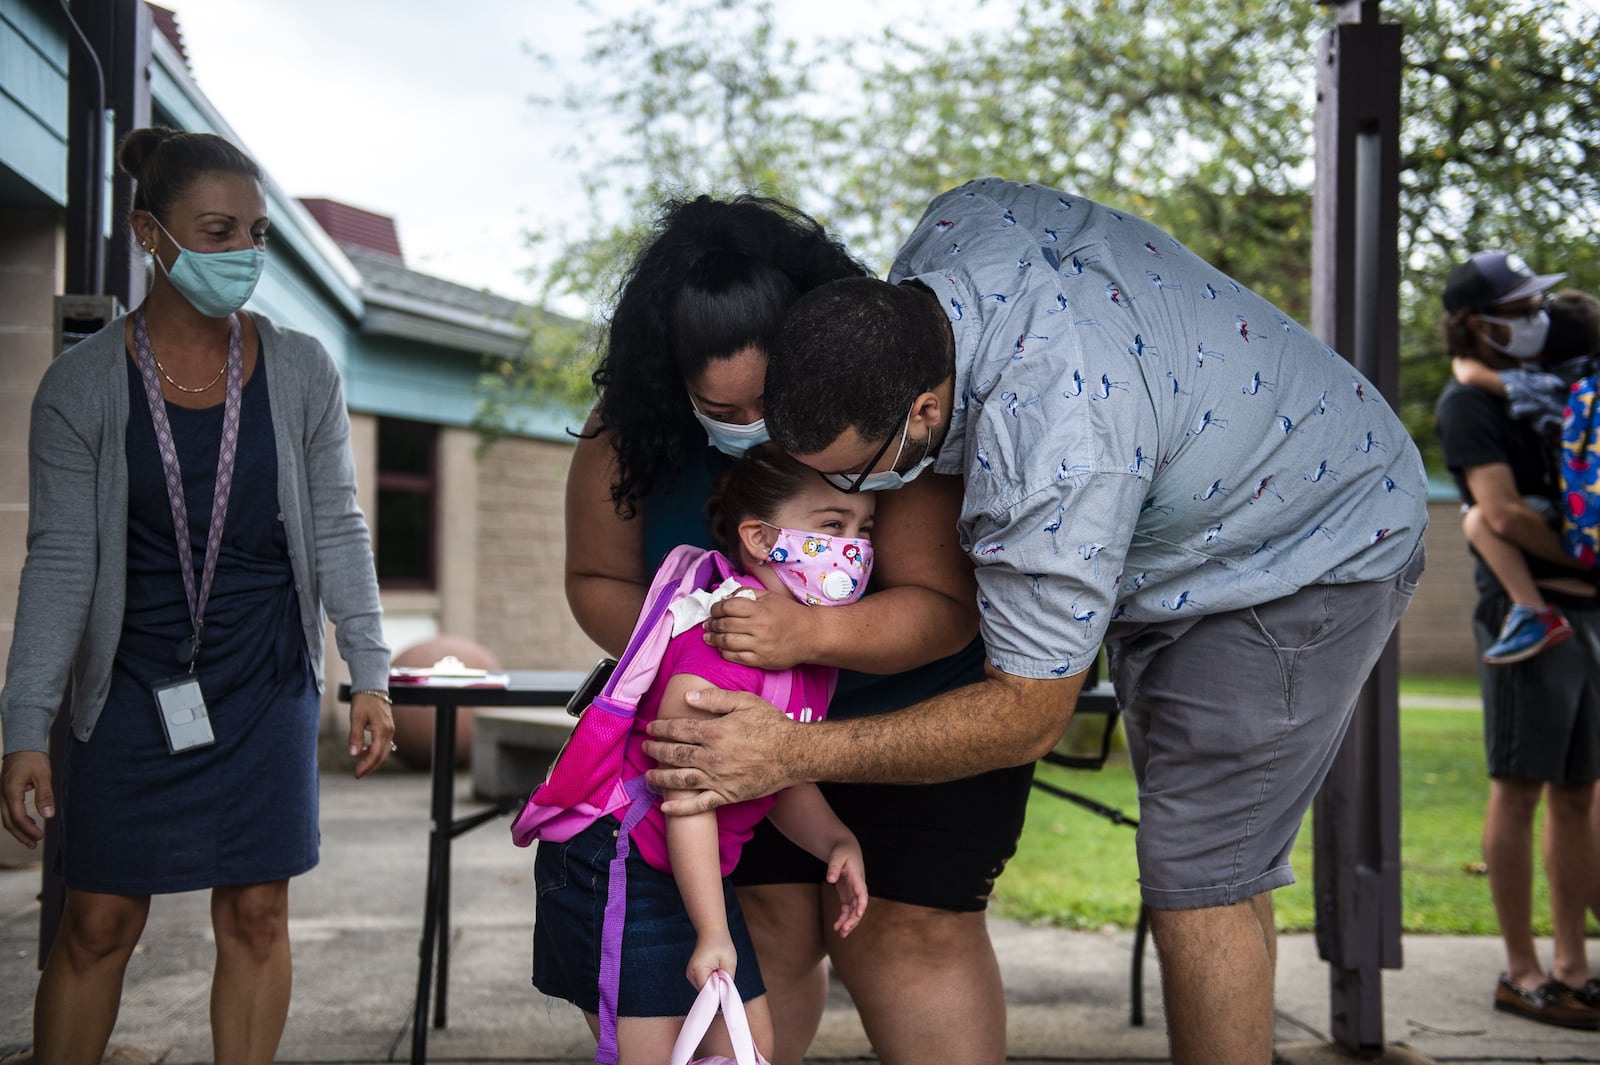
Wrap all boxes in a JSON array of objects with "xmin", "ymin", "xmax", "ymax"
[{"xmin": 117, "ymin": 125, "xmax": 180, "ymax": 177}]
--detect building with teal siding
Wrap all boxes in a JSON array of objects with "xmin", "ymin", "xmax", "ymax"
[{"xmin": 0, "ymin": 0, "xmax": 603, "ymax": 753}]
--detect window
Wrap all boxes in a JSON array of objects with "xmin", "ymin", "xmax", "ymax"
[{"xmin": 376, "ymin": 418, "xmax": 437, "ymax": 588}]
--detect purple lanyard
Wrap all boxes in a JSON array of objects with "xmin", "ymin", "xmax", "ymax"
[{"xmin": 131, "ymin": 308, "xmax": 244, "ymax": 671}]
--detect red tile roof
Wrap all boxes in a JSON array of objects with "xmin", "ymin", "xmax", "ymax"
[
  {"xmin": 148, "ymin": 3, "xmax": 189, "ymax": 69},
  {"xmin": 299, "ymin": 198, "xmax": 406, "ymax": 262}
]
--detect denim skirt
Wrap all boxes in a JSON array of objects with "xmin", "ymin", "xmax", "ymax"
[{"xmin": 532, "ymin": 814, "xmax": 766, "ymax": 1016}]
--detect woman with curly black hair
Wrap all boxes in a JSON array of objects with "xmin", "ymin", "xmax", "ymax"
[
  {"xmin": 588, "ymin": 194, "xmax": 866, "ymax": 516},
  {"xmin": 563, "ymin": 194, "xmax": 1022, "ymax": 1065}
]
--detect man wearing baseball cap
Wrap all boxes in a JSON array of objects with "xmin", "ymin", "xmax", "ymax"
[
  {"xmin": 1436, "ymin": 249, "xmax": 1600, "ymax": 1030},
  {"xmin": 1444, "ymin": 250, "xmax": 1567, "ymax": 319}
]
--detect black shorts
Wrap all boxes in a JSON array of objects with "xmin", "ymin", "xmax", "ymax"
[
  {"xmin": 729, "ymin": 763, "xmax": 1035, "ymax": 913},
  {"xmin": 1475, "ymin": 592, "xmax": 1600, "ymax": 783}
]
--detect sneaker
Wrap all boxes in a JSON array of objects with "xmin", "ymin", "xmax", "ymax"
[{"xmin": 1482, "ymin": 605, "xmax": 1574, "ymax": 665}]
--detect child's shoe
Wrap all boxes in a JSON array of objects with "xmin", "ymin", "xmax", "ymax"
[{"xmin": 1482, "ymin": 604, "xmax": 1574, "ymax": 665}]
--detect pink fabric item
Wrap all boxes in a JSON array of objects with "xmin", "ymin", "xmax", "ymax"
[
  {"xmin": 670, "ymin": 969, "xmax": 772, "ymax": 1065},
  {"xmin": 627, "ymin": 577, "xmax": 834, "ymax": 875},
  {"xmin": 511, "ymin": 546, "xmax": 745, "ymax": 849}
]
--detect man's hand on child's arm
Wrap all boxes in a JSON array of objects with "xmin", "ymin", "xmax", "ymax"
[
  {"xmin": 827, "ymin": 836, "xmax": 868, "ymax": 937},
  {"xmin": 1453, "ymin": 356, "xmax": 1507, "ymax": 396},
  {"xmin": 687, "ymin": 932, "xmax": 739, "ymax": 990}
]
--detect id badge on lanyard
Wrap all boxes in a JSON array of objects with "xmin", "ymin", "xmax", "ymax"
[
  {"xmin": 132, "ymin": 309, "xmax": 244, "ymax": 754},
  {"xmin": 152, "ymin": 674, "xmax": 214, "ymax": 753}
]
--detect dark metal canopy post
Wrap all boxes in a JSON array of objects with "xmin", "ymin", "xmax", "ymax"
[
  {"xmin": 44, "ymin": 0, "xmax": 151, "ymax": 969},
  {"xmin": 63, "ymin": 0, "xmax": 150, "ymax": 310},
  {"xmin": 1309, "ymin": 0, "xmax": 1404, "ymax": 1051}
]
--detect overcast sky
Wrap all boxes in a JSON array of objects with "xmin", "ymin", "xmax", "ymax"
[
  {"xmin": 170, "ymin": 1, "xmax": 609, "ymax": 303},
  {"xmin": 167, "ymin": 0, "xmax": 939, "ymax": 309}
]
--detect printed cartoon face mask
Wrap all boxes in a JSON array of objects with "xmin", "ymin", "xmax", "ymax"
[{"xmin": 763, "ymin": 525, "xmax": 873, "ymax": 606}]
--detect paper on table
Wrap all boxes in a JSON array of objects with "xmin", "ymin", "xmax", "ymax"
[
  {"xmin": 390, "ymin": 669, "xmax": 510, "ymax": 688},
  {"xmin": 390, "ymin": 655, "xmax": 509, "ymax": 687}
]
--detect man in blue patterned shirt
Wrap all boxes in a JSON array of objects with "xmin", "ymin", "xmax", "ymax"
[{"xmin": 647, "ymin": 178, "xmax": 1428, "ymax": 1064}]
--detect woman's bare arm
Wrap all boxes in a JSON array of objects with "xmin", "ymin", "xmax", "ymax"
[{"xmin": 563, "ymin": 417, "xmax": 652, "ymax": 657}]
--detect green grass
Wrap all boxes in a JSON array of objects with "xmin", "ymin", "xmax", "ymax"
[
  {"xmin": 1393, "ymin": 674, "xmax": 1483, "ymax": 700},
  {"xmin": 993, "ymin": 677, "xmax": 1599, "ymax": 935}
]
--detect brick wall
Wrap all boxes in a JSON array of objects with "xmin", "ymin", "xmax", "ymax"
[
  {"xmin": 474, "ymin": 435, "xmax": 604, "ymax": 669},
  {"xmin": 468, "ymin": 442, "xmax": 1481, "ymax": 679},
  {"xmin": 1397, "ymin": 500, "xmax": 1479, "ymax": 678},
  {"xmin": 0, "ymin": 209, "xmax": 64, "ymax": 713}
]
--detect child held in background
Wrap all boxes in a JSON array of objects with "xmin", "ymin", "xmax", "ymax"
[
  {"xmin": 533, "ymin": 442, "xmax": 870, "ymax": 1064},
  {"xmin": 1452, "ymin": 289, "xmax": 1600, "ymax": 664}
]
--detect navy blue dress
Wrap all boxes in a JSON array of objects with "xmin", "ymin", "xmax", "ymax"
[{"xmin": 62, "ymin": 344, "xmax": 320, "ymax": 894}]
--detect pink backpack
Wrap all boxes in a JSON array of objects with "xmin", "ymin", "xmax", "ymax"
[
  {"xmin": 513, "ymin": 544, "xmax": 791, "ymax": 1065},
  {"xmin": 510, "ymin": 544, "xmax": 793, "ymax": 846}
]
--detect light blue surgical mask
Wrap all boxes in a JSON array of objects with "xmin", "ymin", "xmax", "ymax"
[
  {"xmin": 150, "ymin": 216, "xmax": 265, "ymax": 318},
  {"xmin": 853, "ymin": 450, "xmax": 934, "ymax": 492},
  {"xmin": 687, "ymin": 392, "xmax": 770, "ymax": 456},
  {"xmin": 823, "ymin": 407, "xmax": 936, "ymax": 493}
]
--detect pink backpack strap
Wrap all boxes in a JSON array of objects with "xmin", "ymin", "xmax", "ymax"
[
  {"xmin": 757, "ymin": 668, "xmax": 794, "ymax": 713},
  {"xmin": 594, "ymin": 775, "xmax": 656, "ymax": 1065},
  {"xmin": 604, "ymin": 546, "xmax": 722, "ymax": 708}
]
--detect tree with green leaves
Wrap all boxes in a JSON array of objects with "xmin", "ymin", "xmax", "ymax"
[
  {"xmin": 474, "ymin": 0, "xmax": 826, "ymax": 432},
  {"xmin": 1395, "ymin": 1, "xmax": 1599, "ymax": 452},
  {"xmin": 482, "ymin": 0, "xmax": 1599, "ymax": 472}
]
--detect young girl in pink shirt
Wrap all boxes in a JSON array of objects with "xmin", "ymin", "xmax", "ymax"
[{"xmin": 533, "ymin": 443, "xmax": 871, "ymax": 1064}]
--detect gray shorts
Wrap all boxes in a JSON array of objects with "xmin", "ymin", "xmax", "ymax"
[
  {"xmin": 1107, "ymin": 547, "xmax": 1423, "ymax": 911},
  {"xmin": 1474, "ymin": 592, "xmax": 1600, "ymax": 784}
]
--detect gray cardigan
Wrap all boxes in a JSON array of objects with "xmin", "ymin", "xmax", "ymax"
[{"xmin": 1, "ymin": 313, "xmax": 390, "ymax": 755}]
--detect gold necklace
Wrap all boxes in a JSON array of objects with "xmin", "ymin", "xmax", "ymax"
[{"xmin": 152, "ymin": 352, "xmax": 226, "ymax": 394}]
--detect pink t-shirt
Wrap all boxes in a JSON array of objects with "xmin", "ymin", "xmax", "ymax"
[{"xmin": 624, "ymin": 577, "xmax": 835, "ymax": 876}]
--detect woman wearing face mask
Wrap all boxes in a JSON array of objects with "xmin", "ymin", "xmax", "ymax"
[
  {"xmin": 565, "ymin": 196, "xmax": 1027, "ymax": 1065},
  {"xmin": 0, "ymin": 127, "xmax": 392, "ymax": 1064}
]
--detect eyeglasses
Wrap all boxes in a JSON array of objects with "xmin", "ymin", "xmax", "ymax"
[
  {"xmin": 1484, "ymin": 296, "xmax": 1552, "ymax": 321},
  {"xmin": 818, "ymin": 427, "xmax": 901, "ymax": 495}
]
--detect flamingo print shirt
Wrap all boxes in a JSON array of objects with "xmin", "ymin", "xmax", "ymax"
[{"xmin": 891, "ymin": 178, "xmax": 1428, "ymax": 680}]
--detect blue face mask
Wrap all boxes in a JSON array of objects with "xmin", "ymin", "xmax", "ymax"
[
  {"xmin": 151, "ymin": 216, "xmax": 266, "ymax": 318},
  {"xmin": 687, "ymin": 392, "xmax": 770, "ymax": 456},
  {"xmin": 823, "ymin": 408, "xmax": 935, "ymax": 493}
]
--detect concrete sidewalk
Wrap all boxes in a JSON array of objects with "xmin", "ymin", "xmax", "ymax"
[{"xmin": 1, "ymin": 768, "xmax": 1596, "ymax": 1064}]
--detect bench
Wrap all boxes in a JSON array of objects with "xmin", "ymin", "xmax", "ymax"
[{"xmin": 470, "ymin": 706, "xmax": 576, "ymax": 800}]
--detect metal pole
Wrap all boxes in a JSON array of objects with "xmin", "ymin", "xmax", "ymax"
[
  {"xmin": 1310, "ymin": 0, "xmax": 1404, "ymax": 1051},
  {"xmin": 44, "ymin": 0, "xmax": 150, "ymax": 969}
]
